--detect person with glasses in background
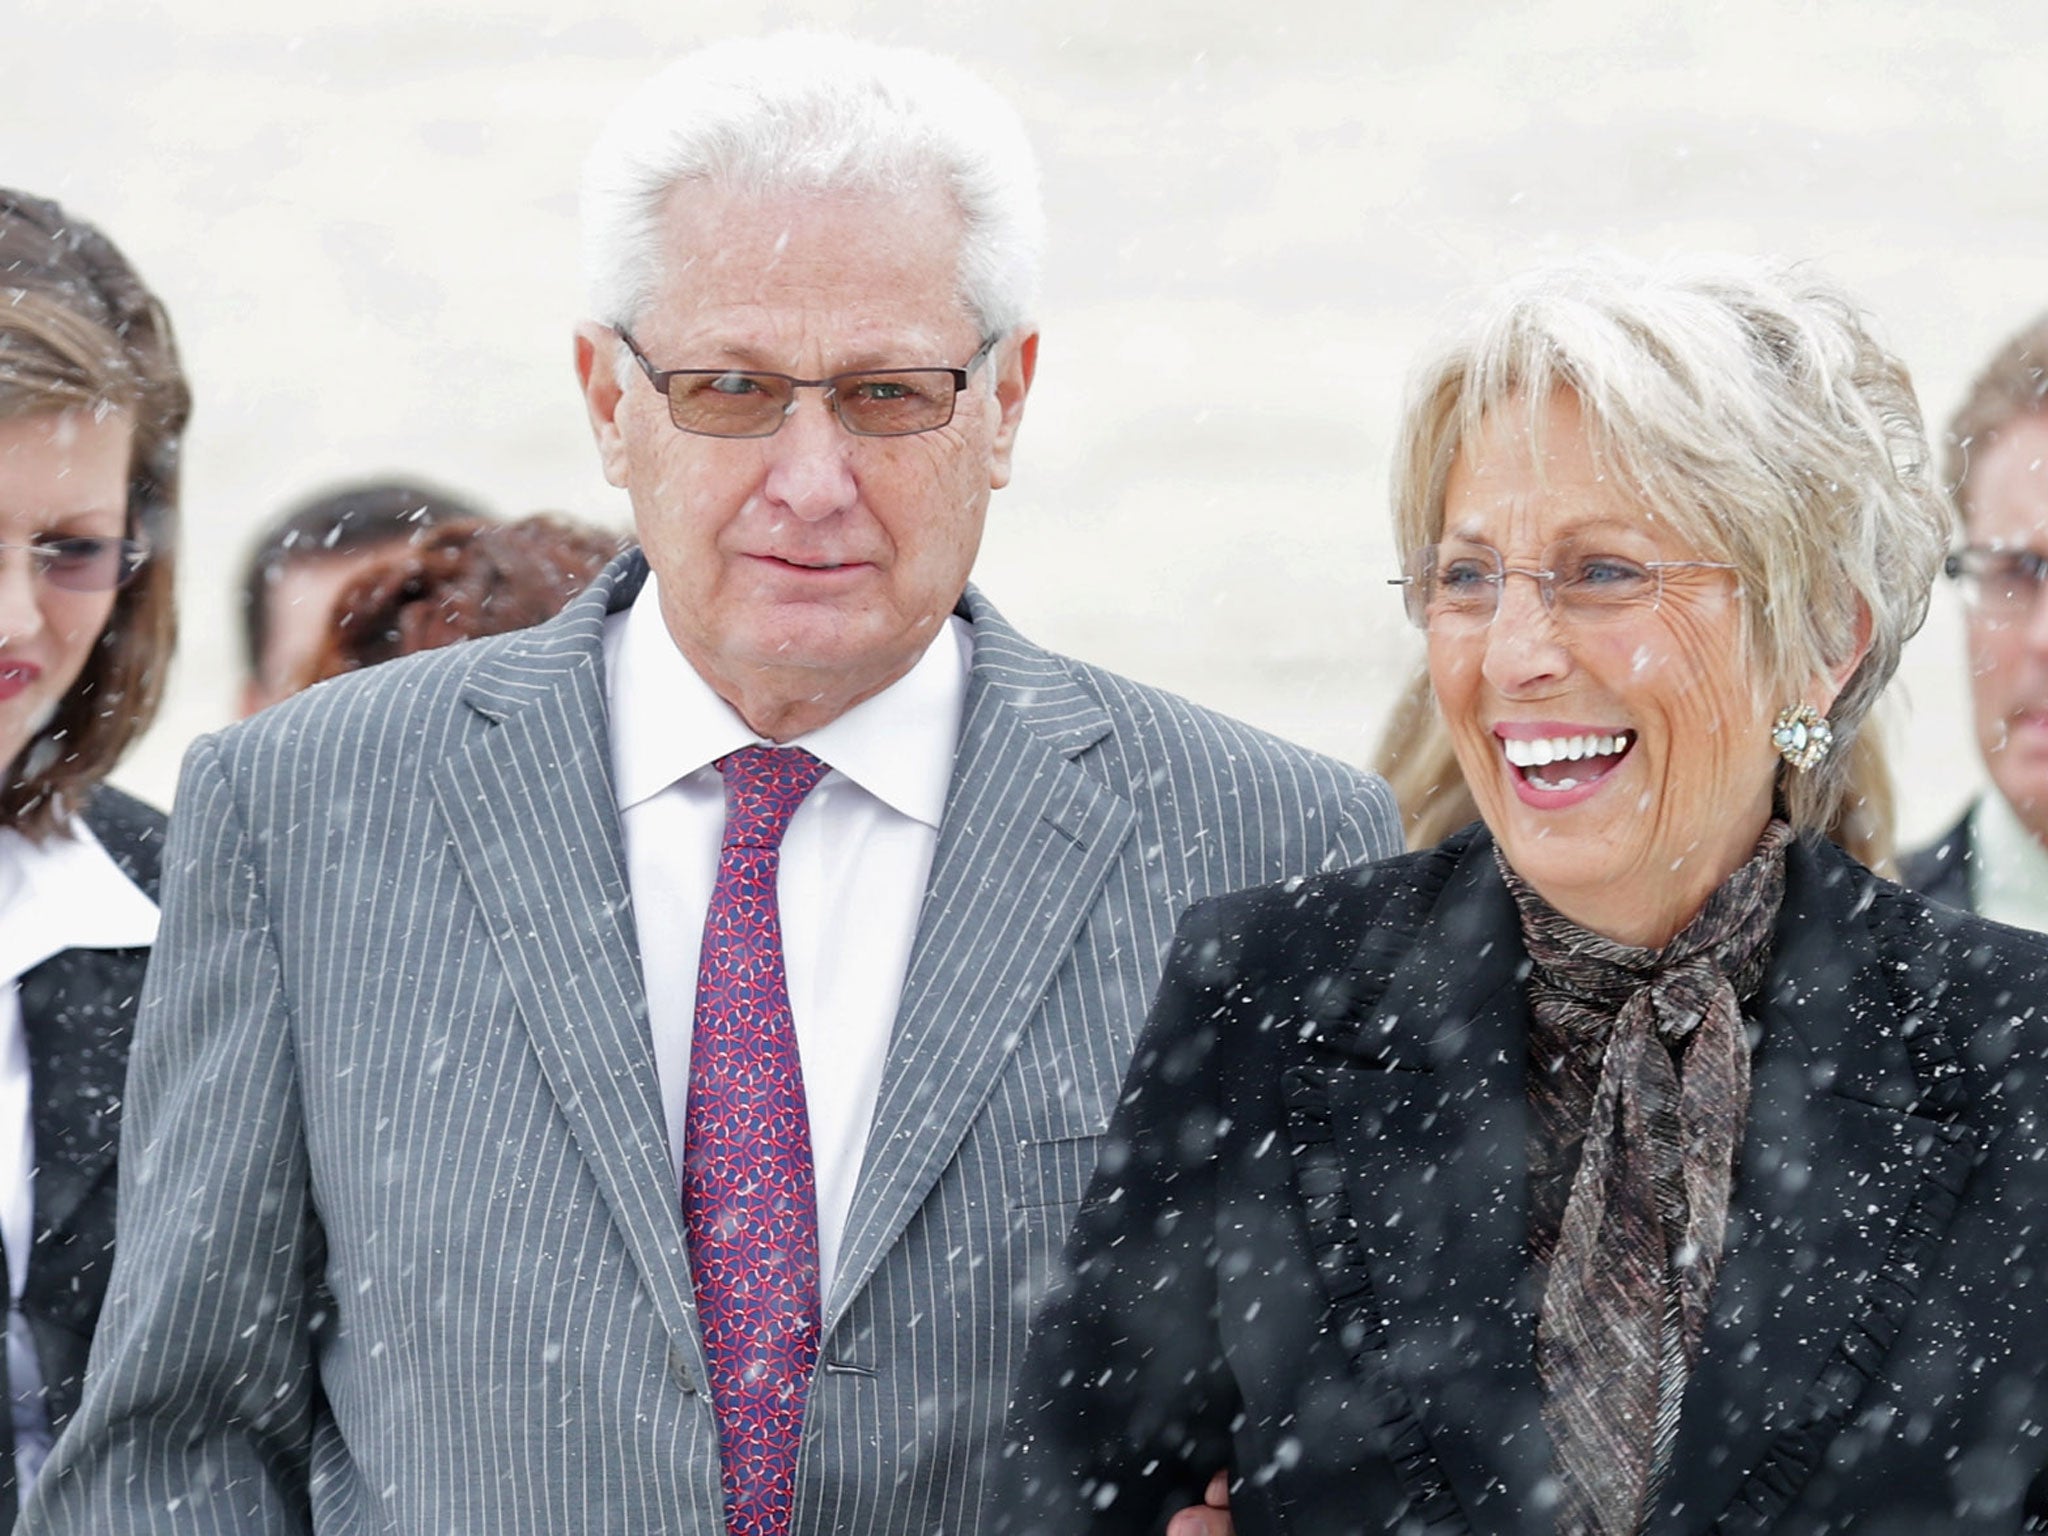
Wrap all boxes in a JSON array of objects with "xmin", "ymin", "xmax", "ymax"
[
  {"xmin": 1900, "ymin": 315, "xmax": 2048, "ymax": 929},
  {"xmin": 1002, "ymin": 255, "xmax": 2048, "ymax": 1534},
  {"xmin": 0, "ymin": 189, "xmax": 184, "ymax": 1529},
  {"xmin": 23, "ymin": 35, "xmax": 1395, "ymax": 1536}
]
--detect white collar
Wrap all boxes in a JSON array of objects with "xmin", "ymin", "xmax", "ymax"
[
  {"xmin": 0, "ymin": 817, "xmax": 159, "ymax": 987},
  {"xmin": 1971, "ymin": 790, "xmax": 2048, "ymax": 934},
  {"xmin": 604, "ymin": 571, "xmax": 971, "ymax": 828}
]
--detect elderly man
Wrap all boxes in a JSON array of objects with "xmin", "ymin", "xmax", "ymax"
[
  {"xmin": 1902, "ymin": 314, "xmax": 2048, "ymax": 930},
  {"xmin": 24, "ymin": 35, "xmax": 1395, "ymax": 1536}
]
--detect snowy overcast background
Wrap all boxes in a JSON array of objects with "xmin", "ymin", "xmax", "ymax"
[{"xmin": 9, "ymin": 0, "xmax": 2044, "ymax": 846}]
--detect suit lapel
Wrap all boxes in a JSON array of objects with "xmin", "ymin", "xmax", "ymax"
[
  {"xmin": 827, "ymin": 592, "xmax": 1134, "ymax": 1327},
  {"xmin": 20, "ymin": 946, "xmax": 142, "ymax": 1244},
  {"xmin": 1658, "ymin": 843, "xmax": 1978, "ymax": 1528},
  {"xmin": 1311, "ymin": 836, "xmax": 1553, "ymax": 1522},
  {"xmin": 430, "ymin": 554, "xmax": 711, "ymax": 1387},
  {"xmin": 1899, "ymin": 808, "xmax": 1974, "ymax": 912}
]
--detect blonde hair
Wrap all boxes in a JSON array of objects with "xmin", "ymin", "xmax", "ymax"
[{"xmin": 1391, "ymin": 252, "xmax": 1950, "ymax": 833}]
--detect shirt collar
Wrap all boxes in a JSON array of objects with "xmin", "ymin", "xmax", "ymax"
[
  {"xmin": 0, "ymin": 818, "xmax": 159, "ymax": 987},
  {"xmin": 603, "ymin": 571, "xmax": 971, "ymax": 829},
  {"xmin": 1971, "ymin": 789, "xmax": 2048, "ymax": 934}
]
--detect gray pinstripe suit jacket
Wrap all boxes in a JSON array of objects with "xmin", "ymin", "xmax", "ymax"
[{"xmin": 24, "ymin": 551, "xmax": 1398, "ymax": 1536}]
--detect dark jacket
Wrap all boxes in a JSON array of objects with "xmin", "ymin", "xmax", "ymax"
[
  {"xmin": 1003, "ymin": 825, "xmax": 2048, "ymax": 1535},
  {"xmin": 1899, "ymin": 809, "xmax": 1975, "ymax": 913},
  {"xmin": 16, "ymin": 788, "xmax": 161, "ymax": 1450}
]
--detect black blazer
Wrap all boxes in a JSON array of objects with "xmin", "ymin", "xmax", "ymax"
[
  {"xmin": 14, "ymin": 787, "xmax": 161, "ymax": 1449},
  {"xmin": 1003, "ymin": 826, "xmax": 2048, "ymax": 1534},
  {"xmin": 1899, "ymin": 808, "xmax": 1975, "ymax": 913}
]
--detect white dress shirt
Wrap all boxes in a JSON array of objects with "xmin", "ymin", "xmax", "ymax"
[
  {"xmin": 1971, "ymin": 788, "xmax": 2048, "ymax": 935},
  {"xmin": 0, "ymin": 818, "xmax": 157, "ymax": 1496},
  {"xmin": 604, "ymin": 573, "xmax": 969, "ymax": 1292}
]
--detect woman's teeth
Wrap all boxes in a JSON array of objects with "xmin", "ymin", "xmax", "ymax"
[{"xmin": 1501, "ymin": 732, "xmax": 1632, "ymax": 768}]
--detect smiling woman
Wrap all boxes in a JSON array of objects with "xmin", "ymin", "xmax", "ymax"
[
  {"xmin": 1420, "ymin": 388, "xmax": 1798, "ymax": 947},
  {"xmin": 1001, "ymin": 254, "xmax": 2048, "ymax": 1535},
  {"xmin": 0, "ymin": 188, "xmax": 182, "ymax": 1525}
]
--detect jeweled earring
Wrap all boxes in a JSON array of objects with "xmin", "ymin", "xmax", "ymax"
[{"xmin": 1771, "ymin": 702, "xmax": 1834, "ymax": 771}]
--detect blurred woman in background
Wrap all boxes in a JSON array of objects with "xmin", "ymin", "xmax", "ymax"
[
  {"xmin": 295, "ymin": 513, "xmax": 624, "ymax": 690},
  {"xmin": 0, "ymin": 188, "xmax": 184, "ymax": 1524}
]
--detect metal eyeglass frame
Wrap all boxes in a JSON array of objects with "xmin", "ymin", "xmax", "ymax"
[
  {"xmin": 1388, "ymin": 546, "xmax": 1739, "ymax": 630},
  {"xmin": 615, "ymin": 330, "xmax": 1000, "ymax": 439},
  {"xmin": 1944, "ymin": 545, "xmax": 2048, "ymax": 616}
]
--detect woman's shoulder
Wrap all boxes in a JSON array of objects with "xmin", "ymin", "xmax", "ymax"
[
  {"xmin": 1199, "ymin": 823, "xmax": 1482, "ymax": 920},
  {"xmin": 1883, "ymin": 880, "xmax": 2048, "ymax": 1038},
  {"xmin": 1797, "ymin": 836, "xmax": 2048, "ymax": 1110},
  {"xmin": 1799, "ymin": 832, "xmax": 2048, "ymax": 986},
  {"xmin": 1173, "ymin": 825, "xmax": 1488, "ymax": 988},
  {"xmin": 76, "ymin": 785, "xmax": 167, "ymax": 904}
]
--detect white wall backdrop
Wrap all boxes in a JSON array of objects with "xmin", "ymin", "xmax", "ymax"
[{"xmin": 9, "ymin": 0, "xmax": 2042, "ymax": 845}]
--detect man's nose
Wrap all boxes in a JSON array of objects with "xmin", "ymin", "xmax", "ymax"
[{"xmin": 761, "ymin": 391, "xmax": 858, "ymax": 521}]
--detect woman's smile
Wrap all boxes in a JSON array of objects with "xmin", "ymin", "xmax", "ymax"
[{"xmin": 1496, "ymin": 724, "xmax": 1637, "ymax": 799}]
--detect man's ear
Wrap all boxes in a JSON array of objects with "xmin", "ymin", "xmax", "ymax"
[
  {"xmin": 987, "ymin": 327, "xmax": 1038, "ymax": 491},
  {"xmin": 574, "ymin": 323, "xmax": 632, "ymax": 489}
]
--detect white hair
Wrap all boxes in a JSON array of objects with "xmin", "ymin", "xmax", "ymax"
[
  {"xmin": 581, "ymin": 33, "xmax": 1044, "ymax": 338},
  {"xmin": 1391, "ymin": 251, "xmax": 1953, "ymax": 833}
]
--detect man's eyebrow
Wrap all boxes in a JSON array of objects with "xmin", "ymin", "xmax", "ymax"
[{"xmin": 657, "ymin": 333, "xmax": 957, "ymax": 372}]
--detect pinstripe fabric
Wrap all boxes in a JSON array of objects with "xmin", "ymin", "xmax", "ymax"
[{"xmin": 22, "ymin": 550, "xmax": 1398, "ymax": 1536}]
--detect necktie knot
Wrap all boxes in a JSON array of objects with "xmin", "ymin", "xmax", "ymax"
[{"xmin": 718, "ymin": 746, "xmax": 828, "ymax": 850}]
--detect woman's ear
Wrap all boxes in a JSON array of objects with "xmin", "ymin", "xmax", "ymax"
[{"xmin": 1814, "ymin": 597, "xmax": 1875, "ymax": 716}]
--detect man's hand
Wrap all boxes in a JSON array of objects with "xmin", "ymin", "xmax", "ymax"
[{"xmin": 1165, "ymin": 1470, "xmax": 1232, "ymax": 1536}]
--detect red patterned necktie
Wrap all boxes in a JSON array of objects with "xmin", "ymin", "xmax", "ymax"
[{"xmin": 685, "ymin": 745, "xmax": 830, "ymax": 1536}]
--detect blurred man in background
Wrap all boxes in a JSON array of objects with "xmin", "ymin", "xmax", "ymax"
[{"xmin": 1902, "ymin": 314, "xmax": 2048, "ymax": 930}]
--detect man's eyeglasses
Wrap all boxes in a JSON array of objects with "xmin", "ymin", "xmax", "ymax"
[
  {"xmin": 1390, "ymin": 544, "xmax": 1739, "ymax": 631},
  {"xmin": 616, "ymin": 331, "xmax": 1000, "ymax": 439},
  {"xmin": 0, "ymin": 537, "xmax": 150, "ymax": 593},
  {"xmin": 1945, "ymin": 545, "xmax": 2048, "ymax": 620}
]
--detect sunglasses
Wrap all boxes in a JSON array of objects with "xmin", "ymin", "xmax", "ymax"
[{"xmin": 0, "ymin": 536, "xmax": 151, "ymax": 592}]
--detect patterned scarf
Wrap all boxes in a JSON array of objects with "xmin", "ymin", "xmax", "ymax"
[{"xmin": 1502, "ymin": 821, "xmax": 1790, "ymax": 1536}]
